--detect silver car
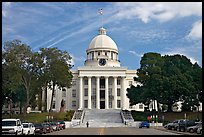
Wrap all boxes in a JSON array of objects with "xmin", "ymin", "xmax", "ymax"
[{"xmin": 197, "ymin": 127, "xmax": 202, "ymax": 134}]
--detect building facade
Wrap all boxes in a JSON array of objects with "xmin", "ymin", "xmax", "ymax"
[{"xmin": 44, "ymin": 27, "xmax": 144, "ymax": 112}]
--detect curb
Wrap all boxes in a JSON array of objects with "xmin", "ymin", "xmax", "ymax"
[{"xmin": 152, "ymin": 127, "xmax": 199, "ymax": 135}]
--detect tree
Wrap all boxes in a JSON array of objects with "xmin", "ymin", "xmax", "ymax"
[
  {"xmin": 39, "ymin": 47, "xmax": 73, "ymax": 112},
  {"xmin": 127, "ymin": 52, "xmax": 202, "ymax": 112},
  {"xmin": 2, "ymin": 40, "xmax": 42, "ymax": 114}
]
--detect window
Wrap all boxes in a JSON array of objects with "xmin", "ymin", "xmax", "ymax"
[
  {"xmin": 109, "ymin": 100, "xmax": 112, "ymax": 108},
  {"xmin": 117, "ymin": 100, "xmax": 121, "ymax": 108},
  {"xmin": 98, "ymin": 52, "xmax": 100, "ymax": 56},
  {"xmin": 72, "ymin": 89, "xmax": 76, "ymax": 97},
  {"xmin": 72, "ymin": 100, "xmax": 76, "ymax": 108},
  {"xmin": 139, "ymin": 104, "xmax": 143, "ymax": 109},
  {"xmin": 84, "ymin": 88, "xmax": 88, "ymax": 96},
  {"xmin": 84, "ymin": 100, "xmax": 88, "ymax": 108},
  {"xmin": 92, "ymin": 88, "xmax": 96, "ymax": 95},
  {"xmin": 117, "ymin": 79, "xmax": 121, "ymax": 85},
  {"xmin": 105, "ymin": 52, "xmax": 107, "ymax": 56},
  {"xmin": 52, "ymin": 101, "xmax": 55, "ymax": 109},
  {"xmin": 72, "ymin": 81, "xmax": 76, "ymax": 86},
  {"xmin": 109, "ymin": 88, "xmax": 112, "ymax": 95},
  {"xmin": 117, "ymin": 88, "xmax": 120, "ymax": 96},
  {"xmin": 84, "ymin": 79, "xmax": 88, "ymax": 85}
]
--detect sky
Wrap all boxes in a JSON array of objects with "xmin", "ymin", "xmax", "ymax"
[{"xmin": 2, "ymin": 2, "xmax": 202, "ymax": 70}]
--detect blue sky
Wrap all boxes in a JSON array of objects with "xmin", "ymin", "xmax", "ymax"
[{"xmin": 2, "ymin": 2, "xmax": 202, "ymax": 70}]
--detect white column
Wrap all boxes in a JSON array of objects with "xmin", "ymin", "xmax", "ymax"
[
  {"xmin": 121, "ymin": 77, "xmax": 126, "ymax": 109},
  {"xmin": 113, "ymin": 77, "xmax": 117, "ymax": 109},
  {"xmin": 79, "ymin": 77, "xmax": 83, "ymax": 109},
  {"xmin": 105, "ymin": 77, "xmax": 109, "ymax": 109},
  {"xmin": 96, "ymin": 77, "xmax": 100, "ymax": 109},
  {"xmin": 88, "ymin": 77, "xmax": 92, "ymax": 109}
]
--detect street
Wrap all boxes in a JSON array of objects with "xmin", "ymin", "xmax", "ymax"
[{"xmin": 44, "ymin": 127, "xmax": 180, "ymax": 135}]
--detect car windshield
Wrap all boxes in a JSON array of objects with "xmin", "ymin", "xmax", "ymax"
[
  {"xmin": 2, "ymin": 121, "xmax": 16, "ymax": 126},
  {"xmin": 34, "ymin": 124, "xmax": 42, "ymax": 127},
  {"xmin": 23, "ymin": 124, "xmax": 29, "ymax": 128},
  {"xmin": 60, "ymin": 121, "xmax": 65, "ymax": 124}
]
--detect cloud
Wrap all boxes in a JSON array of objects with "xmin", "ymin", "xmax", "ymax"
[
  {"xmin": 128, "ymin": 50, "xmax": 142, "ymax": 57},
  {"xmin": 186, "ymin": 20, "xmax": 202, "ymax": 40},
  {"xmin": 113, "ymin": 2, "xmax": 202, "ymax": 23},
  {"xmin": 2, "ymin": 2, "xmax": 12, "ymax": 17},
  {"xmin": 161, "ymin": 48, "xmax": 199, "ymax": 65}
]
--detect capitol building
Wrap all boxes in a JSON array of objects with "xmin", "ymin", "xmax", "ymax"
[{"xmin": 44, "ymin": 27, "xmax": 145, "ymax": 112}]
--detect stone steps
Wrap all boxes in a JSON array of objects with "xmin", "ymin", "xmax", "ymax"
[{"xmin": 74, "ymin": 109, "xmax": 125, "ymax": 128}]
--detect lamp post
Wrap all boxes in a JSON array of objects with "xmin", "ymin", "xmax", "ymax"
[{"xmin": 6, "ymin": 96, "xmax": 12, "ymax": 118}]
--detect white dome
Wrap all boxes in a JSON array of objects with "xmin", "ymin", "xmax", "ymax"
[{"xmin": 87, "ymin": 28, "xmax": 118, "ymax": 53}]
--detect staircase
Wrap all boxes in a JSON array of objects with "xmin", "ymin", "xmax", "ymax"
[{"xmin": 74, "ymin": 109, "xmax": 125, "ymax": 128}]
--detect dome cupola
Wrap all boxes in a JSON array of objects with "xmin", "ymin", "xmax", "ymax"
[{"xmin": 85, "ymin": 27, "xmax": 120, "ymax": 67}]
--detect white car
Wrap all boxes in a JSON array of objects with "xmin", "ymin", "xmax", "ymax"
[
  {"xmin": 22, "ymin": 122, "xmax": 35, "ymax": 135},
  {"xmin": 2, "ymin": 119, "xmax": 23, "ymax": 135}
]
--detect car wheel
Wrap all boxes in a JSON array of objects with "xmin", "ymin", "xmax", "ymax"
[
  {"xmin": 180, "ymin": 127, "xmax": 185, "ymax": 132},
  {"xmin": 189, "ymin": 129, "xmax": 194, "ymax": 133},
  {"xmin": 15, "ymin": 131, "xmax": 18, "ymax": 135}
]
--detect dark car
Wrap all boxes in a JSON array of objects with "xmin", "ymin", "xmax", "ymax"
[
  {"xmin": 50, "ymin": 122, "xmax": 60, "ymax": 131},
  {"xmin": 42, "ymin": 123, "xmax": 53, "ymax": 133},
  {"xmin": 164, "ymin": 122, "xmax": 174, "ymax": 130},
  {"xmin": 57, "ymin": 121, "xmax": 66, "ymax": 129},
  {"xmin": 139, "ymin": 121, "xmax": 150, "ymax": 128},
  {"xmin": 34, "ymin": 123, "xmax": 46, "ymax": 135},
  {"xmin": 187, "ymin": 123, "xmax": 202, "ymax": 133},
  {"xmin": 173, "ymin": 119, "xmax": 197, "ymax": 132}
]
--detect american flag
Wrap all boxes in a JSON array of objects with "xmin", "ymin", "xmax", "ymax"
[{"xmin": 98, "ymin": 8, "xmax": 103, "ymax": 15}]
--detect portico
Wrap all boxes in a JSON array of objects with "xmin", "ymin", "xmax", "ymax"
[{"xmin": 78, "ymin": 68, "xmax": 127, "ymax": 110}]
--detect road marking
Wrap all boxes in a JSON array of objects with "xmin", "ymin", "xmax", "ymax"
[{"xmin": 99, "ymin": 128, "xmax": 104, "ymax": 135}]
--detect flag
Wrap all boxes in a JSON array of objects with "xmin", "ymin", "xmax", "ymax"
[{"xmin": 98, "ymin": 8, "xmax": 103, "ymax": 15}]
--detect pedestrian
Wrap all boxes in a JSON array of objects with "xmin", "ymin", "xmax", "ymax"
[{"xmin": 86, "ymin": 121, "xmax": 89, "ymax": 128}]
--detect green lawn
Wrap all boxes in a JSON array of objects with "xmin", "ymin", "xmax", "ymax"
[{"xmin": 2, "ymin": 110, "xmax": 75, "ymax": 123}]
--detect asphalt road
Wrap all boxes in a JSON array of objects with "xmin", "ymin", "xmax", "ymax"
[{"xmin": 43, "ymin": 127, "xmax": 180, "ymax": 135}]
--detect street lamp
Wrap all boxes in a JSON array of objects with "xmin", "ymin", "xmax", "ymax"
[{"xmin": 6, "ymin": 96, "xmax": 12, "ymax": 118}]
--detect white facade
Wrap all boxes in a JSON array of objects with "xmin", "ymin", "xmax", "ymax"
[
  {"xmin": 45, "ymin": 27, "xmax": 144, "ymax": 112},
  {"xmin": 44, "ymin": 27, "xmax": 202, "ymax": 112}
]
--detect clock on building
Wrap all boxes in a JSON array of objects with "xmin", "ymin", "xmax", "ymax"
[{"xmin": 99, "ymin": 58, "xmax": 106, "ymax": 66}]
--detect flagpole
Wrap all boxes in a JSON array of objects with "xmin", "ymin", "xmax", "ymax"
[
  {"xmin": 99, "ymin": 8, "xmax": 103, "ymax": 28},
  {"xmin": 102, "ymin": 11, "xmax": 103, "ymax": 28}
]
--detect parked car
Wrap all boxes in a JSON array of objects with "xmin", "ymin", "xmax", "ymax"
[
  {"xmin": 58, "ymin": 120, "xmax": 66, "ymax": 129},
  {"xmin": 173, "ymin": 119, "xmax": 196, "ymax": 132},
  {"xmin": 197, "ymin": 127, "xmax": 202, "ymax": 134},
  {"xmin": 50, "ymin": 122, "xmax": 60, "ymax": 131},
  {"xmin": 139, "ymin": 121, "xmax": 150, "ymax": 128},
  {"xmin": 43, "ymin": 123, "xmax": 53, "ymax": 133},
  {"xmin": 164, "ymin": 122, "xmax": 174, "ymax": 130},
  {"xmin": 56, "ymin": 120, "xmax": 66, "ymax": 129},
  {"xmin": 22, "ymin": 122, "xmax": 35, "ymax": 135},
  {"xmin": 187, "ymin": 123, "xmax": 202, "ymax": 133},
  {"xmin": 2, "ymin": 119, "xmax": 23, "ymax": 135},
  {"xmin": 171, "ymin": 119, "xmax": 185, "ymax": 131},
  {"xmin": 34, "ymin": 123, "xmax": 46, "ymax": 135}
]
